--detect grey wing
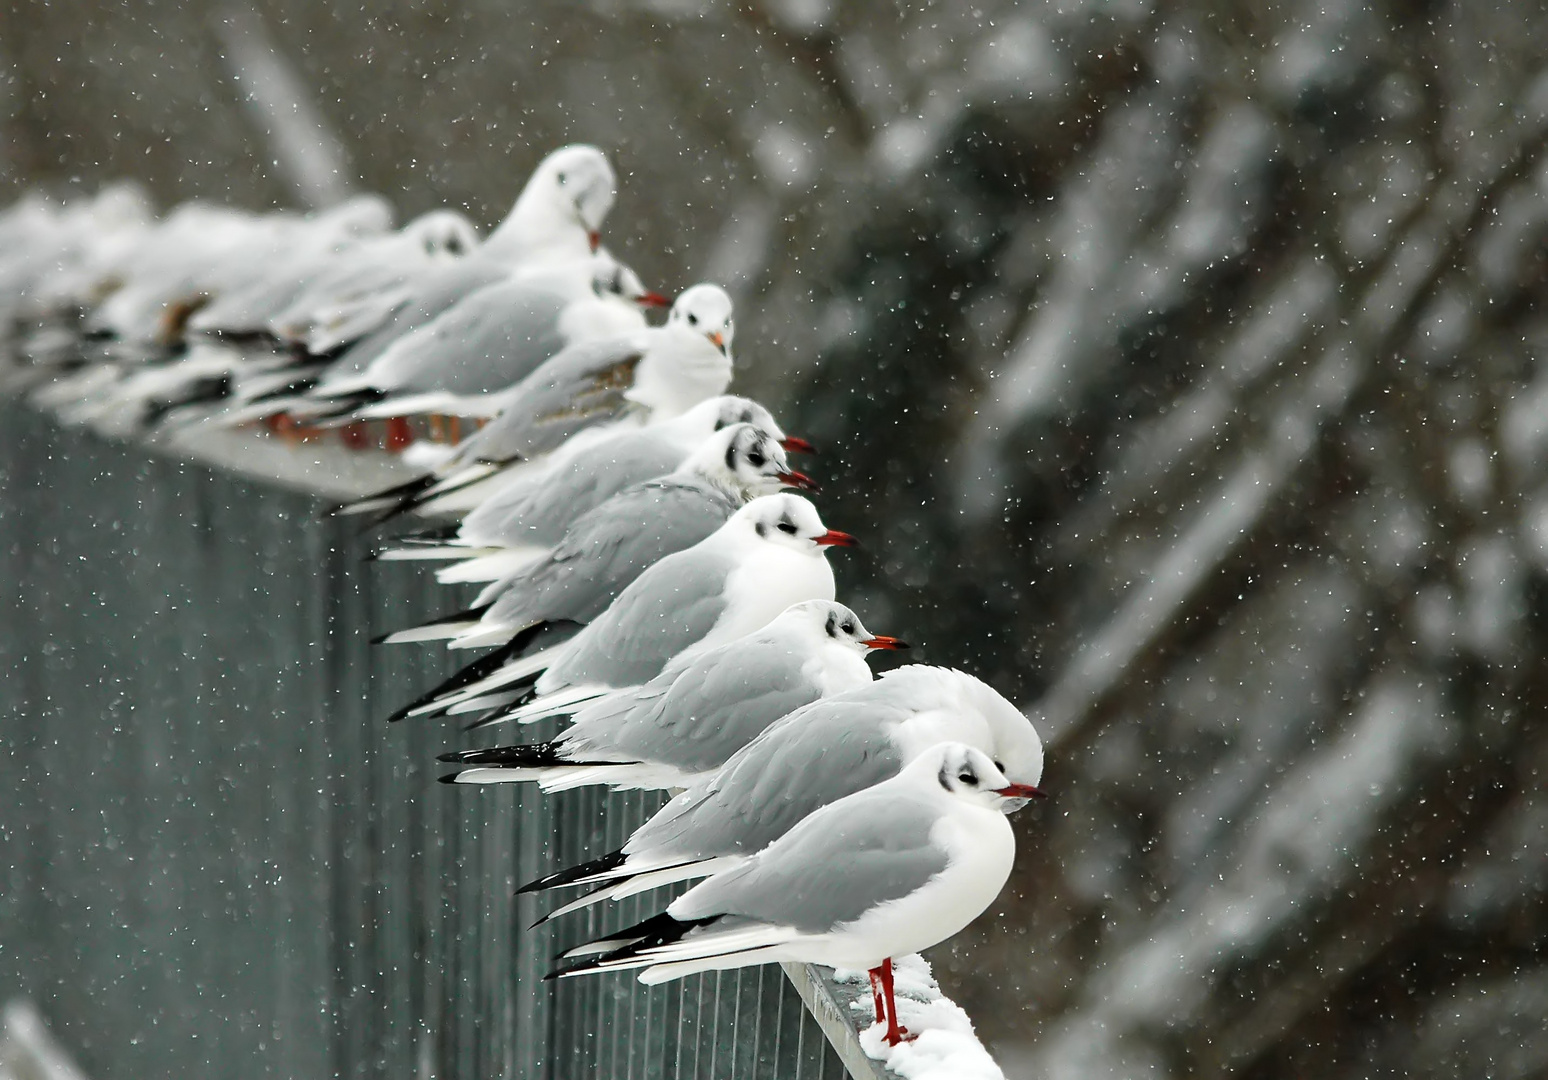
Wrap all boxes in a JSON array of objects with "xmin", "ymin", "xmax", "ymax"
[
  {"xmin": 605, "ymin": 637, "xmax": 822, "ymax": 772},
  {"xmin": 376, "ymin": 281, "xmax": 569, "ymax": 395},
  {"xmin": 453, "ymin": 337, "xmax": 645, "ymax": 464},
  {"xmin": 542, "ymin": 545, "xmax": 737, "ymax": 690},
  {"xmin": 672, "ymin": 790, "xmax": 948, "ymax": 934},
  {"xmin": 322, "ymin": 257, "xmax": 508, "ymax": 376},
  {"xmin": 631, "ymin": 705, "xmax": 907, "ymax": 859},
  {"xmin": 487, "ymin": 481, "xmax": 735, "ymax": 628},
  {"xmin": 461, "ymin": 434, "xmax": 685, "ymax": 548}
]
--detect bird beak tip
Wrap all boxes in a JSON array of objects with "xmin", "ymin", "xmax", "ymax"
[
  {"xmin": 995, "ymin": 783, "xmax": 1047, "ymax": 799},
  {"xmin": 587, "ymin": 231, "xmax": 601, "ymax": 252},
  {"xmin": 862, "ymin": 636, "xmax": 908, "ymax": 651},
  {"xmin": 813, "ymin": 530, "xmax": 857, "ymax": 548},
  {"xmin": 776, "ymin": 470, "xmax": 820, "ymax": 493}
]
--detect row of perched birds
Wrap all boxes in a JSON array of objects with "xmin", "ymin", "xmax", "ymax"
[{"xmin": 0, "ymin": 146, "xmax": 1046, "ymax": 1050}]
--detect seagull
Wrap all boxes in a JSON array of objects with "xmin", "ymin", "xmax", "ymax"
[
  {"xmin": 134, "ymin": 211, "xmax": 484, "ymax": 428},
  {"xmin": 296, "ymin": 248, "xmax": 667, "ymax": 424},
  {"xmin": 370, "ymin": 395, "xmax": 802, "ymax": 578},
  {"xmin": 548, "ymin": 741, "xmax": 1044, "ymax": 1048},
  {"xmin": 268, "ymin": 209, "xmax": 480, "ymax": 354},
  {"xmin": 333, "ymin": 251, "xmax": 672, "ymax": 423},
  {"xmin": 209, "ymin": 144, "xmax": 620, "ymax": 422},
  {"xmin": 389, "ymin": 493, "xmax": 852, "ymax": 722},
  {"xmin": 438, "ymin": 600, "xmax": 905, "ymax": 789},
  {"xmin": 512, "ymin": 665, "xmax": 1044, "ymax": 922},
  {"xmin": 86, "ymin": 196, "xmax": 394, "ymax": 348},
  {"xmin": 376, "ymin": 422, "xmax": 815, "ymax": 649},
  {"xmin": 187, "ymin": 208, "xmax": 480, "ymax": 345},
  {"xmin": 333, "ymin": 283, "xmax": 738, "ymax": 524}
]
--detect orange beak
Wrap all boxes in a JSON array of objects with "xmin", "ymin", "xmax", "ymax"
[
  {"xmin": 638, "ymin": 292, "xmax": 673, "ymax": 308},
  {"xmin": 813, "ymin": 529, "xmax": 857, "ymax": 548},
  {"xmin": 780, "ymin": 436, "xmax": 815, "ymax": 454},
  {"xmin": 862, "ymin": 636, "xmax": 909, "ymax": 651},
  {"xmin": 708, "ymin": 331, "xmax": 726, "ymax": 352},
  {"xmin": 588, "ymin": 230, "xmax": 601, "ymax": 252}
]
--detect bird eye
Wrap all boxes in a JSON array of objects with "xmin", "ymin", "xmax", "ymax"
[
  {"xmin": 958, "ymin": 772, "xmax": 978, "ymax": 786},
  {"xmin": 842, "ymin": 621, "xmax": 855, "ymax": 634},
  {"xmin": 994, "ymin": 760, "xmax": 1005, "ymax": 772},
  {"xmin": 687, "ymin": 313, "xmax": 699, "ymax": 326},
  {"xmin": 776, "ymin": 521, "xmax": 798, "ymax": 535},
  {"xmin": 747, "ymin": 452, "xmax": 766, "ymax": 468}
]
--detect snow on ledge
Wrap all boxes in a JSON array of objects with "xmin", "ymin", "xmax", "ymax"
[{"xmin": 789, "ymin": 955, "xmax": 1005, "ymax": 1080}]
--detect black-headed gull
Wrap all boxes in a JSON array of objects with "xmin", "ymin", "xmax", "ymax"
[
  {"xmin": 378, "ymin": 422, "xmax": 814, "ymax": 649},
  {"xmin": 439, "ymin": 600, "xmax": 904, "ymax": 788},
  {"xmin": 336, "ymin": 283, "xmax": 738, "ymax": 523},
  {"xmin": 370, "ymin": 396, "xmax": 799, "ymax": 577},
  {"xmin": 550, "ymin": 742, "xmax": 1043, "ymax": 1047},
  {"xmin": 515, "ymin": 665, "xmax": 1043, "ymax": 921},
  {"xmin": 390, "ymin": 493, "xmax": 851, "ymax": 722}
]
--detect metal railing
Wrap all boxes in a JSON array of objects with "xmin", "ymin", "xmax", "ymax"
[{"xmin": 0, "ymin": 403, "xmax": 896, "ymax": 1080}]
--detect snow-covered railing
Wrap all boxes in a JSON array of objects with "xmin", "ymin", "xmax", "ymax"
[{"xmin": 0, "ymin": 401, "xmax": 1011, "ymax": 1079}]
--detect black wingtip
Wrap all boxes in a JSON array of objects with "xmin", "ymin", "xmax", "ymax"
[
  {"xmin": 437, "ymin": 771, "xmax": 465, "ymax": 784},
  {"xmin": 516, "ymin": 850, "xmax": 629, "ymax": 895},
  {"xmin": 436, "ymin": 741, "xmax": 554, "ymax": 766}
]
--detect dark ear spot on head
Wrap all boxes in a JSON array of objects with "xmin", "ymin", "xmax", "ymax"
[
  {"xmin": 724, "ymin": 441, "xmax": 738, "ymax": 473},
  {"xmin": 938, "ymin": 763, "xmax": 953, "ymax": 792},
  {"xmin": 825, "ymin": 611, "xmax": 838, "ymax": 637},
  {"xmin": 755, "ymin": 521, "xmax": 768, "ymax": 539}
]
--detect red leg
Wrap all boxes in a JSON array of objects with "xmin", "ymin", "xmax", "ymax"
[
  {"xmin": 867, "ymin": 965, "xmax": 887, "ymax": 1027},
  {"xmin": 878, "ymin": 958, "xmax": 916, "ymax": 1046},
  {"xmin": 386, "ymin": 416, "xmax": 414, "ymax": 451}
]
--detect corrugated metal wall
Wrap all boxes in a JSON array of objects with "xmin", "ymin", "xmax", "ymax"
[{"xmin": 0, "ymin": 404, "xmax": 850, "ymax": 1079}]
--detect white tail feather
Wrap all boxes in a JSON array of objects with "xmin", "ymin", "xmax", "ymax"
[
  {"xmin": 379, "ymin": 619, "xmax": 483, "ymax": 645},
  {"xmin": 447, "ymin": 767, "xmax": 542, "ymax": 784},
  {"xmin": 437, "ymin": 547, "xmax": 548, "ymax": 585}
]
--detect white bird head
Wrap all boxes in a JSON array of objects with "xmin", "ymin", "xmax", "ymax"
[
  {"xmin": 668, "ymin": 284, "xmax": 735, "ymax": 358},
  {"xmin": 710, "ymin": 396, "xmax": 789, "ymax": 444},
  {"xmin": 905, "ymin": 742, "xmax": 1046, "ymax": 812},
  {"xmin": 674, "ymin": 423, "xmax": 797, "ymax": 498},
  {"xmin": 871, "ymin": 667, "xmax": 1046, "ymax": 801},
  {"xmin": 775, "ymin": 599, "xmax": 908, "ymax": 657},
  {"xmin": 488, "ymin": 144, "xmax": 617, "ymax": 262},
  {"xmin": 537, "ymin": 144, "xmax": 617, "ymax": 239},
  {"xmin": 317, "ymin": 193, "xmax": 396, "ymax": 238},
  {"xmin": 403, "ymin": 209, "xmax": 479, "ymax": 259},
  {"xmin": 590, "ymin": 251, "xmax": 671, "ymax": 309},
  {"xmin": 729, "ymin": 494, "xmax": 855, "ymax": 554}
]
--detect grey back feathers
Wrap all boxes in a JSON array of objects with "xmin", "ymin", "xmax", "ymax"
[
  {"xmin": 672, "ymin": 793, "xmax": 948, "ymax": 934},
  {"xmin": 482, "ymin": 475, "xmax": 744, "ymax": 630}
]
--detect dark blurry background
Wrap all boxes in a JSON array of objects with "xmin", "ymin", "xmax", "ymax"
[{"xmin": 6, "ymin": 0, "xmax": 1548, "ymax": 1076}]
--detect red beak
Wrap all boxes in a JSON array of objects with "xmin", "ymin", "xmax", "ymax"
[
  {"xmin": 776, "ymin": 470, "xmax": 820, "ymax": 493},
  {"xmin": 779, "ymin": 436, "xmax": 816, "ymax": 455},
  {"xmin": 994, "ymin": 783, "xmax": 1047, "ymax": 799},
  {"xmin": 813, "ymin": 529, "xmax": 857, "ymax": 548},
  {"xmin": 588, "ymin": 230, "xmax": 601, "ymax": 252},
  {"xmin": 637, "ymin": 292, "xmax": 673, "ymax": 308},
  {"xmin": 862, "ymin": 636, "xmax": 909, "ymax": 651}
]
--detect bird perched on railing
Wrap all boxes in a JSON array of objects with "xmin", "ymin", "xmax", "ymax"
[
  {"xmin": 509, "ymin": 665, "xmax": 1044, "ymax": 919},
  {"xmin": 0, "ymin": 146, "xmax": 1046, "ymax": 1058},
  {"xmin": 548, "ymin": 743, "xmax": 1043, "ymax": 1047},
  {"xmin": 438, "ymin": 599, "xmax": 905, "ymax": 789}
]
